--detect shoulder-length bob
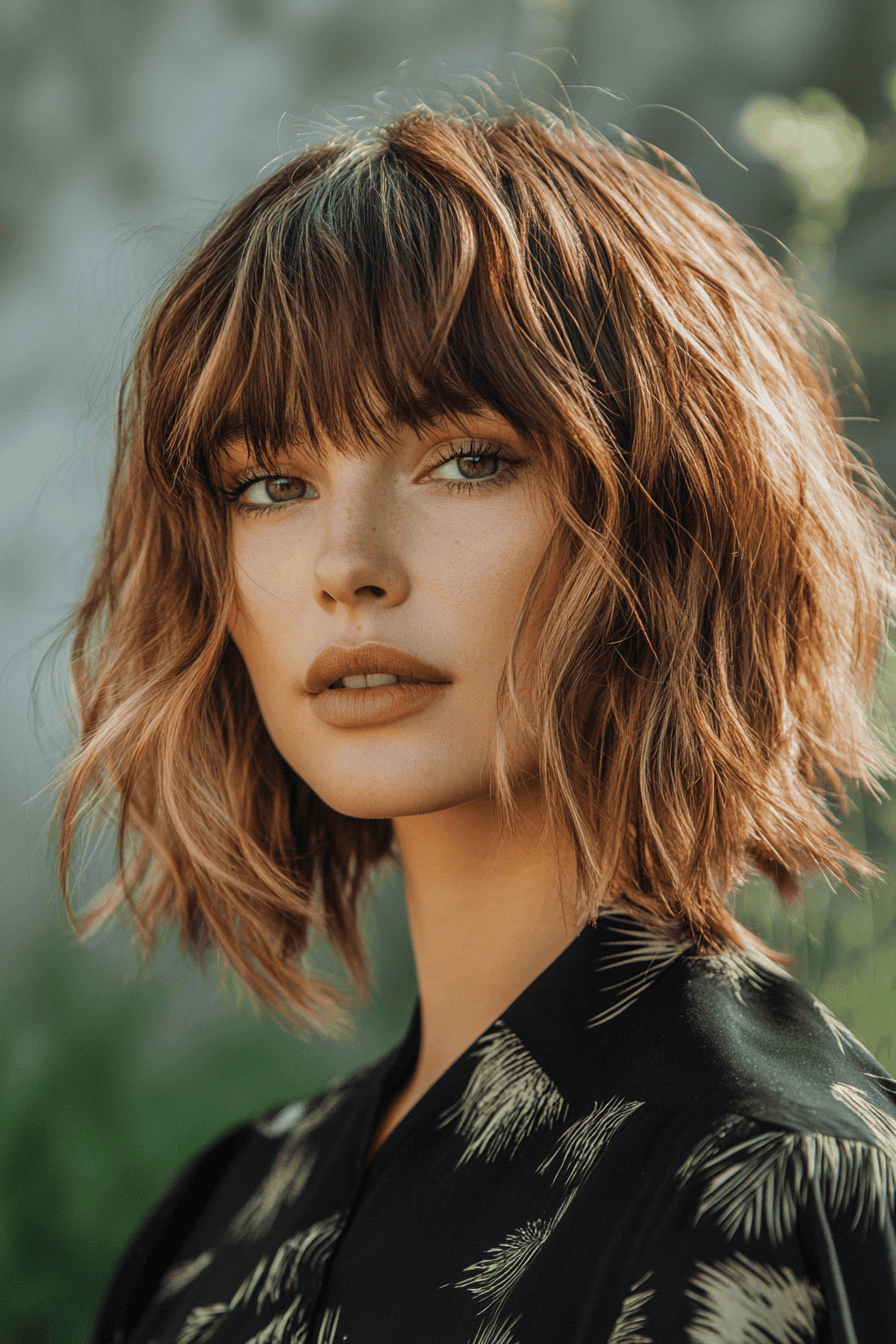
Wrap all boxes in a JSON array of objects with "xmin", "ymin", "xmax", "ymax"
[{"xmin": 41, "ymin": 94, "xmax": 896, "ymax": 1037}]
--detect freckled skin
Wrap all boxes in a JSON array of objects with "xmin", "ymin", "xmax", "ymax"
[
  {"xmin": 225, "ymin": 410, "xmax": 583, "ymax": 1157},
  {"xmin": 226, "ymin": 412, "xmax": 555, "ymax": 816}
]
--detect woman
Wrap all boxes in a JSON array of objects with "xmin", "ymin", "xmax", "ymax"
[{"xmin": 50, "ymin": 92, "xmax": 896, "ymax": 1341}]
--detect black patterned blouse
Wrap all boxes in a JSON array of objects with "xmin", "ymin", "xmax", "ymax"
[{"xmin": 90, "ymin": 910, "xmax": 896, "ymax": 1343}]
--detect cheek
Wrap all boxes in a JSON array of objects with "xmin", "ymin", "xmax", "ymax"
[
  {"xmin": 477, "ymin": 510, "xmax": 556, "ymax": 615},
  {"xmin": 225, "ymin": 582, "xmax": 281, "ymax": 702},
  {"xmin": 224, "ymin": 587, "xmax": 255, "ymax": 669},
  {"xmin": 225, "ymin": 536, "xmax": 286, "ymax": 654},
  {"xmin": 224, "ymin": 587, "xmax": 243, "ymax": 644},
  {"xmin": 439, "ymin": 509, "xmax": 546, "ymax": 597}
]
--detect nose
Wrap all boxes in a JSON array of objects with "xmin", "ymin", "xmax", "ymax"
[{"xmin": 312, "ymin": 466, "xmax": 409, "ymax": 610}]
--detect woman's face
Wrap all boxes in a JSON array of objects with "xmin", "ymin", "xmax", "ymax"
[{"xmin": 223, "ymin": 406, "xmax": 561, "ymax": 821}]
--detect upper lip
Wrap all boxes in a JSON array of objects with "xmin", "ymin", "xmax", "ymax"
[{"xmin": 305, "ymin": 642, "xmax": 452, "ymax": 694}]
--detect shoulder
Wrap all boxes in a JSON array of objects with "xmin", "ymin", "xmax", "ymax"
[
  {"xmin": 540, "ymin": 923, "xmax": 896, "ymax": 1145},
  {"xmin": 172, "ymin": 1057, "xmax": 379, "ymax": 1206},
  {"xmin": 574, "ymin": 944, "xmax": 896, "ymax": 1340},
  {"xmin": 247, "ymin": 1064, "xmax": 371, "ymax": 1143},
  {"xmin": 540, "ymin": 927, "xmax": 896, "ymax": 1147},
  {"xmin": 658, "ymin": 945, "xmax": 896, "ymax": 1142},
  {"xmin": 167, "ymin": 1062, "xmax": 373, "ymax": 1206},
  {"xmin": 610, "ymin": 1101, "xmax": 896, "ymax": 1344},
  {"xmin": 88, "ymin": 1061, "xmax": 377, "ymax": 1344}
]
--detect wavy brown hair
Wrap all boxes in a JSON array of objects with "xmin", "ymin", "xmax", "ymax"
[{"xmin": 38, "ymin": 93, "xmax": 896, "ymax": 1038}]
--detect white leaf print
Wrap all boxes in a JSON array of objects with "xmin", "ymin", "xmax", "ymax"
[
  {"xmin": 831, "ymin": 1082, "xmax": 896, "ymax": 1159},
  {"xmin": 466, "ymin": 1313, "xmax": 522, "ymax": 1344},
  {"xmin": 255, "ymin": 1100, "xmax": 309, "ymax": 1138},
  {"xmin": 588, "ymin": 922, "xmax": 687, "ymax": 1029},
  {"xmin": 738, "ymin": 944, "xmax": 796, "ymax": 982},
  {"xmin": 684, "ymin": 1250, "xmax": 824, "ymax": 1343},
  {"xmin": 607, "ymin": 1269, "xmax": 655, "ymax": 1344},
  {"xmin": 437, "ymin": 1021, "xmax": 569, "ymax": 1166},
  {"xmin": 174, "ymin": 1303, "xmax": 229, "ymax": 1344},
  {"xmin": 227, "ymin": 1131, "xmax": 317, "ymax": 1241},
  {"xmin": 229, "ymin": 1087, "xmax": 350, "ymax": 1240},
  {"xmin": 690, "ymin": 947, "xmax": 791, "ymax": 1009},
  {"xmin": 537, "ymin": 1097, "xmax": 644, "ymax": 1188},
  {"xmin": 157, "ymin": 1250, "xmax": 215, "ymax": 1300},
  {"xmin": 228, "ymin": 1253, "xmax": 269, "ymax": 1309},
  {"xmin": 677, "ymin": 1113, "xmax": 896, "ymax": 1245},
  {"xmin": 866, "ymin": 1069, "xmax": 896, "ymax": 1106},
  {"xmin": 449, "ymin": 1190, "xmax": 577, "ymax": 1312},
  {"xmin": 315, "ymin": 1306, "xmax": 343, "ymax": 1344},
  {"xmin": 811, "ymin": 998, "xmax": 867, "ymax": 1055},
  {"xmin": 167, "ymin": 1217, "xmax": 343, "ymax": 1343},
  {"xmin": 257, "ymin": 1213, "xmax": 345, "ymax": 1309},
  {"xmin": 242, "ymin": 1295, "xmax": 307, "ymax": 1344}
]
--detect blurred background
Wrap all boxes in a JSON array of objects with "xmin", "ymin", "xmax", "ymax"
[{"xmin": 1, "ymin": 0, "xmax": 895, "ymax": 1338}]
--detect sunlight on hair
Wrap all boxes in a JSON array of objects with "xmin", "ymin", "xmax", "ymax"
[{"xmin": 30, "ymin": 85, "xmax": 896, "ymax": 1038}]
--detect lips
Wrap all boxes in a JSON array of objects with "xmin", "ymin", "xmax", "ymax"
[
  {"xmin": 310, "ymin": 676, "xmax": 448, "ymax": 728},
  {"xmin": 331, "ymin": 674, "xmax": 420, "ymax": 689},
  {"xmin": 304, "ymin": 641, "xmax": 451, "ymax": 696}
]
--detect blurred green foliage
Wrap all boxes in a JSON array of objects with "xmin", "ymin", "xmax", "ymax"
[
  {"xmin": 1, "ymin": 870, "xmax": 417, "ymax": 1344},
  {"xmin": 739, "ymin": 72, "xmax": 896, "ymax": 344}
]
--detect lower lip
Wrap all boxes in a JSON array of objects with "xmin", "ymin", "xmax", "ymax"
[{"xmin": 309, "ymin": 680, "xmax": 450, "ymax": 728}]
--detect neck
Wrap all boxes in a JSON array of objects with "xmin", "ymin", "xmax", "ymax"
[{"xmin": 391, "ymin": 782, "xmax": 584, "ymax": 1097}]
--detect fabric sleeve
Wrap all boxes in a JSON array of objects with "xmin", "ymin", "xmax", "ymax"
[
  {"xmin": 607, "ymin": 1122, "xmax": 896, "ymax": 1343},
  {"xmin": 87, "ymin": 1121, "xmax": 255, "ymax": 1344},
  {"xmin": 796, "ymin": 1165, "xmax": 896, "ymax": 1344}
]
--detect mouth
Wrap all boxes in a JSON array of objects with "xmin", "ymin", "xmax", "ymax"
[
  {"xmin": 305, "ymin": 643, "xmax": 450, "ymax": 696},
  {"xmin": 328, "ymin": 674, "xmax": 423, "ymax": 690},
  {"xmin": 310, "ymin": 674, "xmax": 448, "ymax": 728}
]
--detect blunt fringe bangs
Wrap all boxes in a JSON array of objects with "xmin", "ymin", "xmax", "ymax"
[{"xmin": 38, "ymin": 94, "xmax": 896, "ymax": 1037}]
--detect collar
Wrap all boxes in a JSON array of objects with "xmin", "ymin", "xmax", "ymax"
[{"xmin": 379, "ymin": 909, "xmax": 694, "ymax": 1118}]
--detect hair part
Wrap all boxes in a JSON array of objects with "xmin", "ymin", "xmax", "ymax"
[{"xmin": 37, "ymin": 91, "xmax": 896, "ymax": 1037}]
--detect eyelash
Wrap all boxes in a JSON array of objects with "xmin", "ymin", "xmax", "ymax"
[{"xmin": 221, "ymin": 440, "xmax": 525, "ymax": 517}]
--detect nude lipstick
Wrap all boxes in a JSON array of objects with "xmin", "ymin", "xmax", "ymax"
[{"xmin": 305, "ymin": 641, "xmax": 451, "ymax": 729}]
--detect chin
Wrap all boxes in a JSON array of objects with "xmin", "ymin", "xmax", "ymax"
[
  {"xmin": 304, "ymin": 777, "xmax": 484, "ymax": 822},
  {"xmin": 322, "ymin": 797, "xmax": 398, "ymax": 821}
]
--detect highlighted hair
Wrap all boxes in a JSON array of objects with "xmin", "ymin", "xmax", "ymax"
[{"xmin": 40, "ymin": 95, "xmax": 896, "ymax": 1036}]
